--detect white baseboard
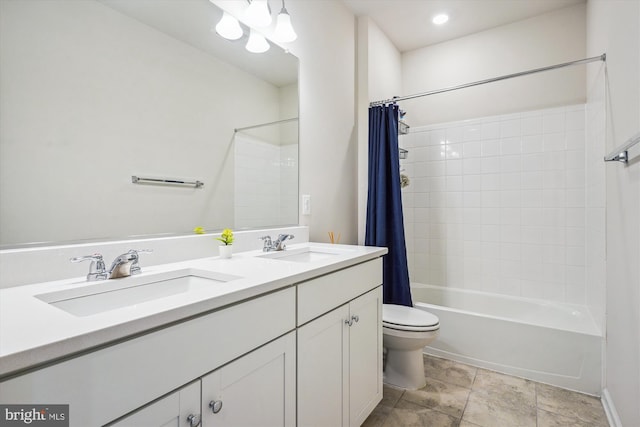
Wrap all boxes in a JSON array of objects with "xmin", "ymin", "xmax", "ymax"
[{"xmin": 602, "ymin": 388, "xmax": 623, "ymax": 427}]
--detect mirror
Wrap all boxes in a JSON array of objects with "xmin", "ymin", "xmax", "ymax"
[{"xmin": 0, "ymin": 0, "xmax": 299, "ymax": 248}]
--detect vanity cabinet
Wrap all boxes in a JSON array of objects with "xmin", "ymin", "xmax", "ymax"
[
  {"xmin": 0, "ymin": 255, "xmax": 384, "ymax": 427},
  {"xmin": 297, "ymin": 259, "xmax": 383, "ymax": 427},
  {"xmin": 109, "ymin": 381, "xmax": 201, "ymax": 427},
  {"xmin": 111, "ymin": 332, "xmax": 296, "ymax": 427}
]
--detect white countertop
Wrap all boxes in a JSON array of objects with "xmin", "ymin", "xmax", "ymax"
[{"xmin": 0, "ymin": 243, "xmax": 386, "ymax": 378}]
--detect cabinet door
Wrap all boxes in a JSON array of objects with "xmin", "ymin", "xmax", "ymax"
[
  {"xmin": 297, "ymin": 305, "xmax": 350, "ymax": 427},
  {"xmin": 109, "ymin": 380, "xmax": 201, "ymax": 427},
  {"xmin": 201, "ymin": 332, "xmax": 296, "ymax": 427},
  {"xmin": 348, "ymin": 287, "xmax": 383, "ymax": 426}
]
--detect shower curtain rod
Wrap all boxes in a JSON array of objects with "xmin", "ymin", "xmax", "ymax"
[
  {"xmin": 369, "ymin": 54, "xmax": 606, "ymax": 107},
  {"xmin": 234, "ymin": 117, "xmax": 298, "ymax": 133}
]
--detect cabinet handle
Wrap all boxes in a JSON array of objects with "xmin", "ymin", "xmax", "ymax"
[
  {"xmin": 209, "ymin": 400, "xmax": 223, "ymax": 414},
  {"xmin": 186, "ymin": 414, "xmax": 201, "ymax": 427},
  {"xmin": 344, "ymin": 315, "xmax": 359, "ymax": 327}
]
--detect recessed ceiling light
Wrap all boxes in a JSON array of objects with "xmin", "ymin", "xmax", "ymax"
[{"xmin": 432, "ymin": 13, "xmax": 449, "ymax": 25}]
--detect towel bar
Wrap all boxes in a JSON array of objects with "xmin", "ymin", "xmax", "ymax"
[
  {"xmin": 131, "ymin": 176, "xmax": 204, "ymax": 188},
  {"xmin": 604, "ymin": 131, "xmax": 640, "ymax": 164}
]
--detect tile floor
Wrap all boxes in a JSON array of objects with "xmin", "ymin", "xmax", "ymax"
[{"xmin": 363, "ymin": 354, "xmax": 609, "ymax": 427}]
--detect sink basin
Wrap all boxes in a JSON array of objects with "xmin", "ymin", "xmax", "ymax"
[
  {"xmin": 258, "ymin": 246, "xmax": 349, "ymax": 263},
  {"xmin": 35, "ymin": 269, "xmax": 241, "ymax": 317}
]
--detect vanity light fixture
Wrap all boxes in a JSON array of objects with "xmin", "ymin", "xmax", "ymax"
[
  {"xmin": 211, "ymin": 0, "xmax": 297, "ymax": 52},
  {"xmin": 432, "ymin": 13, "xmax": 449, "ymax": 25},
  {"xmin": 246, "ymin": 29, "xmax": 270, "ymax": 53},
  {"xmin": 245, "ymin": 0, "xmax": 272, "ymax": 28},
  {"xmin": 215, "ymin": 12, "xmax": 243, "ymax": 40},
  {"xmin": 273, "ymin": 0, "xmax": 297, "ymax": 42}
]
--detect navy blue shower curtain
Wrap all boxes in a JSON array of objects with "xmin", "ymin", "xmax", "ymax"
[{"xmin": 365, "ymin": 104, "xmax": 413, "ymax": 307}]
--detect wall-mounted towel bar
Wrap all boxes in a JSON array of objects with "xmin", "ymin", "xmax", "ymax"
[
  {"xmin": 132, "ymin": 176, "xmax": 204, "ymax": 188},
  {"xmin": 604, "ymin": 131, "xmax": 640, "ymax": 164}
]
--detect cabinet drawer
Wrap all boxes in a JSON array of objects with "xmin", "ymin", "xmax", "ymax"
[
  {"xmin": 0, "ymin": 287, "xmax": 296, "ymax": 427},
  {"xmin": 297, "ymin": 258, "xmax": 382, "ymax": 326}
]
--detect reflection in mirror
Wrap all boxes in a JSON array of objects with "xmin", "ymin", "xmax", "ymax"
[
  {"xmin": 234, "ymin": 118, "xmax": 298, "ymax": 229},
  {"xmin": 0, "ymin": 0, "xmax": 299, "ymax": 248}
]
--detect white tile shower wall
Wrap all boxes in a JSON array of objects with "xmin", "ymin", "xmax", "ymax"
[
  {"xmin": 401, "ymin": 104, "xmax": 590, "ymax": 304},
  {"xmin": 279, "ymin": 144, "xmax": 299, "ymax": 226},
  {"xmin": 235, "ymin": 134, "xmax": 281, "ymax": 228},
  {"xmin": 234, "ymin": 134, "xmax": 298, "ymax": 228}
]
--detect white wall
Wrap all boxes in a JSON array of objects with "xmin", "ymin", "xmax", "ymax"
[
  {"xmin": 276, "ymin": 1, "xmax": 358, "ymax": 243},
  {"xmin": 401, "ymin": 4, "xmax": 587, "ymax": 126},
  {"xmin": 587, "ymin": 1, "xmax": 640, "ymax": 426},
  {"xmin": 585, "ymin": 62, "xmax": 607, "ymax": 334},
  {"xmin": 366, "ymin": 19, "xmax": 403, "ymax": 103},
  {"xmin": 279, "ymin": 83, "xmax": 300, "ymax": 122},
  {"xmin": 356, "ymin": 17, "xmax": 403, "ymax": 243},
  {"xmin": 218, "ymin": 0, "xmax": 358, "ymax": 243},
  {"xmin": 0, "ymin": 0, "xmax": 282, "ymax": 245}
]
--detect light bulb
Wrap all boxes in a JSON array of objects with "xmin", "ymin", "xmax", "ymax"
[
  {"xmin": 246, "ymin": 29, "xmax": 270, "ymax": 53},
  {"xmin": 273, "ymin": 8, "xmax": 297, "ymax": 42},
  {"xmin": 432, "ymin": 13, "xmax": 449, "ymax": 25},
  {"xmin": 245, "ymin": 0, "xmax": 272, "ymax": 28},
  {"xmin": 215, "ymin": 12, "xmax": 243, "ymax": 40}
]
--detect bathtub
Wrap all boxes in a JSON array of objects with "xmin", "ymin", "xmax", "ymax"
[{"xmin": 412, "ymin": 283, "xmax": 603, "ymax": 395}]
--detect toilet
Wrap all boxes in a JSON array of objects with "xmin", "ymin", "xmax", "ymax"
[{"xmin": 382, "ymin": 304, "xmax": 440, "ymax": 390}]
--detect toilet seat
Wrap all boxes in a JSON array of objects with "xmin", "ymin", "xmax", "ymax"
[{"xmin": 382, "ymin": 304, "xmax": 440, "ymax": 332}]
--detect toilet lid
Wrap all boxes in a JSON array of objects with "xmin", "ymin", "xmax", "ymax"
[{"xmin": 382, "ymin": 304, "xmax": 440, "ymax": 332}]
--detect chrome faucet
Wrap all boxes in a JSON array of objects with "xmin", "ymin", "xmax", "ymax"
[
  {"xmin": 260, "ymin": 236, "xmax": 273, "ymax": 252},
  {"xmin": 260, "ymin": 234, "xmax": 294, "ymax": 252},
  {"xmin": 71, "ymin": 249, "xmax": 152, "ymax": 281},
  {"xmin": 70, "ymin": 253, "xmax": 108, "ymax": 281},
  {"xmin": 108, "ymin": 249, "xmax": 152, "ymax": 279},
  {"xmin": 274, "ymin": 234, "xmax": 294, "ymax": 250}
]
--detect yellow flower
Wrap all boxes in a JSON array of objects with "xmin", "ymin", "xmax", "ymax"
[
  {"xmin": 193, "ymin": 226, "xmax": 205, "ymax": 235},
  {"xmin": 216, "ymin": 228, "xmax": 234, "ymax": 245}
]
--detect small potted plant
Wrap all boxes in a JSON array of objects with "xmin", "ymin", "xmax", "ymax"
[{"xmin": 216, "ymin": 228, "xmax": 234, "ymax": 258}]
